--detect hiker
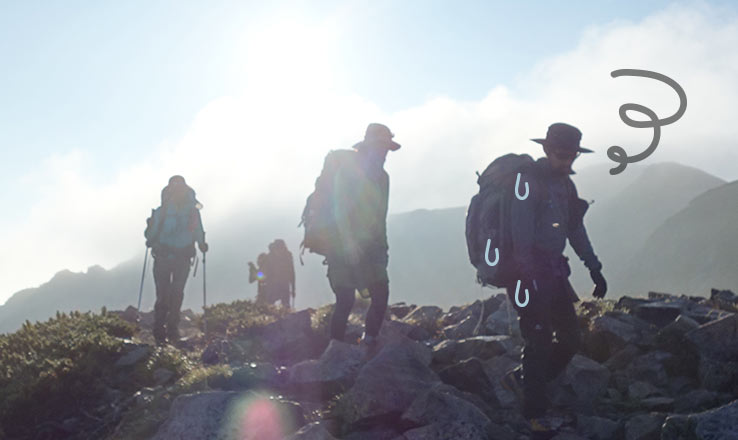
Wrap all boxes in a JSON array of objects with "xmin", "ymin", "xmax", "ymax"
[
  {"xmin": 499, "ymin": 123, "xmax": 607, "ymax": 432},
  {"xmin": 301, "ymin": 123, "xmax": 400, "ymax": 347},
  {"xmin": 262, "ymin": 239, "xmax": 296, "ymax": 308},
  {"xmin": 144, "ymin": 175, "xmax": 208, "ymax": 345},
  {"xmin": 248, "ymin": 253, "xmax": 268, "ymax": 304}
]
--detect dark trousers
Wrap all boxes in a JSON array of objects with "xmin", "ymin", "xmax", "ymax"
[
  {"xmin": 509, "ymin": 274, "xmax": 580, "ymax": 418},
  {"xmin": 152, "ymin": 255, "xmax": 191, "ymax": 342},
  {"xmin": 330, "ymin": 281, "xmax": 389, "ymax": 341}
]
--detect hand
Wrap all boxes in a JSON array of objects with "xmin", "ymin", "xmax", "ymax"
[
  {"xmin": 199, "ymin": 242, "xmax": 209, "ymax": 253},
  {"xmin": 590, "ymin": 269, "xmax": 607, "ymax": 299},
  {"xmin": 145, "ymin": 240, "xmax": 152, "ymax": 248}
]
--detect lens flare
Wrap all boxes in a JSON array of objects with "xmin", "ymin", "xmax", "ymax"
[{"xmin": 222, "ymin": 393, "xmax": 296, "ymax": 440}]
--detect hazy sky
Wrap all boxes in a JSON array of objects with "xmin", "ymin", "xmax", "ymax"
[{"xmin": 2, "ymin": 0, "xmax": 738, "ymax": 305}]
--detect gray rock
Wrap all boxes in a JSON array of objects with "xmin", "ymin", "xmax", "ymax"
[
  {"xmin": 551, "ymin": 354, "xmax": 611, "ymax": 408},
  {"xmin": 401, "ymin": 385, "xmax": 493, "ymax": 440},
  {"xmin": 153, "ymin": 368, "xmax": 174, "ymax": 385},
  {"xmin": 484, "ymin": 299, "xmax": 520, "ymax": 337},
  {"xmin": 483, "ymin": 355, "xmax": 522, "ymax": 408},
  {"xmin": 431, "ymin": 335, "xmax": 513, "ymax": 365},
  {"xmin": 438, "ymin": 358, "xmax": 499, "ymax": 405},
  {"xmin": 697, "ymin": 357, "xmax": 738, "ymax": 392},
  {"xmin": 228, "ymin": 362, "xmax": 280, "ymax": 390},
  {"xmin": 285, "ymin": 422, "xmax": 338, "ymax": 440},
  {"xmin": 710, "ymin": 288, "xmax": 738, "ymax": 311},
  {"xmin": 674, "ymin": 389, "xmax": 731, "ymax": 414},
  {"xmin": 686, "ymin": 314, "xmax": 738, "ymax": 363},
  {"xmin": 335, "ymin": 337, "xmax": 440, "ymax": 428},
  {"xmin": 342, "ymin": 427, "xmax": 402, "ymax": 440},
  {"xmin": 442, "ymin": 300, "xmax": 483, "ymax": 326},
  {"xmin": 288, "ymin": 340, "xmax": 364, "ymax": 396},
  {"xmin": 624, "ymin": 412, "xmax": 665, "ymax": 440},
  {"xmin": 402, "ymin": 305, "xmax": 443, "ymax": 331},
  {"xmin": 259, "ymin": 310, "xmax": 320, "ymax": 364},
  {"xmin": 577, "ymin": 415, "xmax": 620, "ymax": 440},
  {"xmin": 605, "ymin": 344, "xmax": 640, "ymax": 371},
  {"xmin": 628, "ymin": 381, "xmax": 661, "ymax": 400},
  {"xmin": 442, "ymin": 315, "xmax": 480, "ymax": 340},
  {"xmin": 585, "ymin": 313, "xmax": 639, "ymax": 362},
  {"xmin": 380, "ymin": 319, "xmax": 431, "ymax": 341},
  {"xmin": 389, "ymin": 302, "xmax": 415, "ymax": 320},
  {"xmin": 114, "ymin": 343, "xmax": 150, "ymax": 367},
  {"xmin": 640, "ymin": 397, "xmax": 674, "ymax": 412},
  {"xmin": 152, "ymin": 391, "xmax": 304, "ymax": 440},
  {"xmin": 662, "ymin": 399, "xmax": 738, "ymax": 439},
  {"xmin": 625, "ymin": 351, "xmax": 673, "ymax": 387}
]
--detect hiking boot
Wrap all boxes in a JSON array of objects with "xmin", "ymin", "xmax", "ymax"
[
  {"xmin": 528, "ymin": 414, "xmax": 564, "ymax": 437},
  {"xmin": 500, "ymin": 367, "xmax": 524, "ymax": 403}
]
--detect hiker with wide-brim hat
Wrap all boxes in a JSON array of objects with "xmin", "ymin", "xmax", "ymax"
[
  {"xmin": 498, "ymin": 122, "xmax": 606, "ymax": 433},
  {"xmin": 301, "ymin": 122, "xmax": 400, "ymax": 351}
]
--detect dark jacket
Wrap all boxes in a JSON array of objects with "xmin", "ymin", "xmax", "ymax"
[{"xmin": 510, "ymin": 158, "xmax": 601, "ymax": 281}]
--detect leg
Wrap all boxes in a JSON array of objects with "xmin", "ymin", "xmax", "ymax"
[
  {"xmin": 330, "ymin": 286, "xmax": 356, "ymax": 341},
  {"xmin": 152, "ymin": 258, "xmax": 172, "ymax": 344},
  {"xmin": 547, "ymin": 278, "xmax": 581, "ymax": 382},
  {"xmin": 365, "ymin": 280, "xmax": 389, "ymax": 337},
  {"xmin": 166, "ymin": 257, "xmax": 191, "ymax": 341},
  {"xmin": 516, "ymin": 278, "xmax": 554, "ymax": 419}
]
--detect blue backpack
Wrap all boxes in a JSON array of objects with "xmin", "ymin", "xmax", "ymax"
[{"xmin": 146, "ymin": 187, "xmax": 200, "ymax": 258}]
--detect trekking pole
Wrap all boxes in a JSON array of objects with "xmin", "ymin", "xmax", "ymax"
[
  {"xmin": 136, "ymin": 247, "xmax": 149, "ymax": 320},
  {"xmin": 202, "ymin": 247, "xmax": 208, "ymax": 338}
]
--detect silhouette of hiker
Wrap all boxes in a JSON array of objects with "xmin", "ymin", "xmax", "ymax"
[
  {"xmin": 500, "ymin": 123, "xmax": 607, "ymax": 432},
  {"xmin": 144, "ymin": 175, "xmax": 208, "ymax": 345},
  {"xmin": 322, "ymin": 123, "xmax": 400, "ymax": 346},
  {"xmin": 262, "ymin": 239, "xmax": 296, "ymax": 308},
  {"xmin": 248, "ymin": 253, "xmax": 268, "ymax": 304}
]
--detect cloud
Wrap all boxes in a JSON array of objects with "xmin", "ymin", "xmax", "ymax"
[{"xmin": 2, "ymin": 3, "xmax": 738, "ymax": 305}]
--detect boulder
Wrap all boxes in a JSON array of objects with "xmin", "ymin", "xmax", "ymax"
[
  {"xmin": 259, "ymin": 310, "xmax": 322, "ymax": 364},
  {"xmin": 288, "ymin": 340, "xmax": 364, "ymax": 397},
  {"xmin": 640, "ymin": 397, "xmax": 674, "ymax": 412},
  {"xmin": 400, "ymin": 384, "xmax": 495, "ymax": 440},
  {"xmin": 335, "ymin": 337, "xmax": 440, "ymax": 429},
  {"xmin": 483, "ymin": 355, "xmax": 523, "ymax": 408},
  {"xmin": 114, "ymin": 342, "xmax": 150, "ymax": 367},
  {"xmin": 674, "ymin": 389, "xmax": 731, "ymax": 414},
  {"xmin": 389, "ymin": 303, "xmax": 415, "ymax": 320},
  {"xmin": 442, "ymin": 315, "xmax": 481, "ymax": 340},
  {"xmin": 401, "ymin": 305, "xmax": 443, "ymax": 332},
  {"xmin": 431, "ymin": 335, "xmax": 513, "ymax": 365},
  {"xmin": 710, "ymin": 288, "xmax": 738, "ymax": 311},
  {"xmin": 576, "ymin": 415, "xmax": 620, "ymax": 440},
  {"xmin": 662, "ymin": 399, "xmax": 738, "ymax": 439},
  {"xmin": 550, "ymin": 354, "xmax": 611, "ymax": 409},
  {"xmin": 624, "ymin": 351, "xmax": 673, "ymax": 387},
  {"xmin": 627, "ymin": 381, "xmax": 661, "ymax": 400},
  {"xmin": 685, "ymin": 314, "xmax": 738, "ymax": 363},
  {"xmin": 442, "ymin": 300, "xmax": 483, "ymax": 326},
  {"xmin": 225, "ymin": 362, "xmax": 281, "ymax": 390},
  {"xmin": 484, "ymin": 299, "xmax": 520, "ymax": 337},
  {"xmin": 380, "ymin": 319, "xmax": 431, "ymax": 342},
  {"xmin": 438, "ymin": 358, "xmax": 499, "ymax": 405},
  {"xmin": 285, "ymin": 422, "xmax": 338, "ymax": 440},
  {"xmin": 584, "ymin": 313, "xmax": 639, "ymax": 362},
  {"xmin": 697, "ymin": 358, "xmax": 738, "ymax": 392},
  {"xmin": 624, "ymin": 413, "xmax": 666, "ymax": 440}
]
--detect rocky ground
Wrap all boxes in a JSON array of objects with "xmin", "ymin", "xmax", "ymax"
[{"xmin": 3, "ymin": 289, "xmax": 738, "ymax": 439}]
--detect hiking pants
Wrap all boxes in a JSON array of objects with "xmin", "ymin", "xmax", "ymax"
[
  {"xmin": 510, "ymin": 273, "xmax": 580, "ymax": 418},
  {"xmin": 330, "ymin": 280, "xmax": 389, "ymax": 341},
  {"xmin": 152, "ymin": 255, "xmax": 191, "ymax": 342}
]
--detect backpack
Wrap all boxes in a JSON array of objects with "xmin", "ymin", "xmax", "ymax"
[
  {"xmin": 145, "ymin": 186, "xmax": 200, "ymax": 258},
  {"xmin": 465, "ymin": 153, "xmax": 535, "ymax": 287},
  {"xmin": 299, "ymin": 149, "xmax": 356, "ymax": 259}
]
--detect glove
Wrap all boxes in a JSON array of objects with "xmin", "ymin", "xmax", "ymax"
[
  {"xmin": 199, "ymin": 242, "xmax": 209, "ymax": 253},
  {"xmin": 590, "ymin": 269, "xmax": 607, "ymax": 299},
  {"xmin": 145, "ymin": 240, "xmax": 152, "ymax": 248}
]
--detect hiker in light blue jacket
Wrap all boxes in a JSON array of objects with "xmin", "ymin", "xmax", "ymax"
[{"xmin": 145, "ymin": 175, "xmax": 208, "ymax": 345}]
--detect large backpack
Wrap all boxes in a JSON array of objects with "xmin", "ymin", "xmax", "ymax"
[
  {"xmin": 299, "ymin": 149, "xmax": 356, "ymax": 260},
  {"xmin": 465, "ymin": 153, "xmax": 535, "ymax": 287},
  {"xmin": 146, "ymin": 186, "xmax": 200, "ymax": 258}
]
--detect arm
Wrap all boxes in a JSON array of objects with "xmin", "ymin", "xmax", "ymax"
[
  {"xmin": 567, "ymin": 183, "xmax": 602, "ymax": 271},
  {"xmin": 193, "ymin": 209, "xmax": 208, "ymax": 252}
]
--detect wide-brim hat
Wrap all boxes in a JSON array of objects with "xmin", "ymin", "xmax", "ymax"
[
  {"xmin": 352, "ymin": 123, "xmax": 401, "ymax": 151},
  {"xmin": 531, "ymin": 122, "xmax": 593, "ymax": 153}
]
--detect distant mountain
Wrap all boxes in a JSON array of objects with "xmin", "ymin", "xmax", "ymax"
[
  {"xmin": 625, "ymin": 180, "xmax": 738, "ymax": 295},
  {"xmin": 1, "ymin": 161, "xmax": 733, "ymax": 333},
  {"xmin": 567, "ymin": 162, "xmax": 725, "ymax": 296}
]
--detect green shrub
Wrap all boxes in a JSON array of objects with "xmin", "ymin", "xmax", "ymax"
[
  {"xmin": 0, "ymin": 311, "xmax": 135, "ymax": 438},
  {"xmin": 203, "ymin": 300, "xmax": 287, "ymax": 337}
]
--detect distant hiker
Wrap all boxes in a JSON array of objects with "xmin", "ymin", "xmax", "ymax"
[
  {"xmin": 144, "ymin": 175, "xmax": 208, "ymax": 345},
  {"xmin": 494, "ymin": 123, "xmax": 607, "ymax": 432},
  {"xmin": 301, "ymin": 123, "xmax": 400, "ymax": 347},
  {"xmin": 248, "ymin": 253, "xmax": 268, "ymax": 304},
  {"xmin": 262, "ymin": 239, "xmax": 296, "ymax": 308}
]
